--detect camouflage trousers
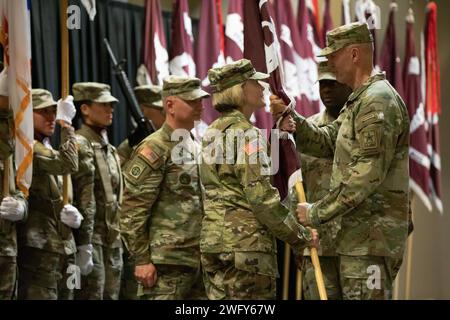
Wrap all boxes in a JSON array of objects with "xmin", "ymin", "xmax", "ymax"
[
  {"xmin": 302, "ymin": 256, "xmax": 342, "ymax": 300},
  {"xmin": 339, "ymin": 255, "xmax": 398, "ymax": 300},
  {"xmin": 201, "ymin": 252, "xmax": 277, "ymax": 300},
  {"xmin": 138, "ymin": 264, "xmax": 205, "ymax": 300},
  {"xmin": 17, "ymin": 246, "xmax": 75, "ymax": 300},
  {"xmin": 75, "ymin": 244, "xmax": 123, "ymax": 300},
  {"xmin": 119, "ymin": 246, "xmax": 139, "ymax": 300},
  {"xmin": 0, "ymin": 256, "xmax": 17, "ymax": 300}
]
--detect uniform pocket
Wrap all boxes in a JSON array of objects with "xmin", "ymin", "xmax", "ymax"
[{"xmin": 234, "ymin": 252, "xmax": 279, "ymax": 278}]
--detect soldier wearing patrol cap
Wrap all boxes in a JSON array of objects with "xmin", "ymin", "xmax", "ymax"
[
  {"xmin": 120, "ymin": 75, "xmax": 209, "ymax": 300},
  {"xmin": 271, "ymin": 22, "xmax": 410, "ymax": 300},
  {"xmin": 17, "ymin": 89, "xmax": 81, "ymax": 300},
  {"xmin": 296, "ymin": 61, "xmax": 352, "ymax": 300},
  {"xmin": 200, "ymin": 59, "xmax": 318, "ymax": 300},
  {"xmin": 117, "ymin": 85, "xmax": 165, "ymax": 167},
  {"xmin": 71, "ymin": 82, "xmax": 123, "ymax": 300},
  {"xmin": 0, "ymin": 67, "xmax": 28, "ymax": 300}
]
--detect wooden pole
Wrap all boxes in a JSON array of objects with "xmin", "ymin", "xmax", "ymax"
[
  {"xmin": 60, "ymin": 0, "xmax": 70, "ymax": 205},
  {"xmin": 282, "ymin": 244, "xmax": 291, "ymax": 300},
  {"xmin": 295, "ymin": 182, "xmax": 328, "ymax": 300},
  {"xmin": 3, "ymin": 155, "xmax": 11, "ymax": 197}
]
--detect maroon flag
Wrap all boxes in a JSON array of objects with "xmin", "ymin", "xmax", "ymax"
[
  {"xmin": 225, "ymin": 0, "xmax": 244, "ymax": 63},
  {"xmin": 273, "ymin": 0, "xmax": 301, "ymax": 106},
  {"xmin": 341, "ymin": 0, "xmax": 351, "ymax": 25},
  {"xmin": 296, "ymin": 0, "xmax": 321, "ymax": 117},
  {"xmin": 141, "ymin": 0, "xmax": 169, "ymax": 85},
  {"xmin": 355, "ymin": 0, "xmax": 380, "ymax": 68},
  {"xmin": 169, "ymin": 0, "xmax": 195, "ymax": 77},
  {"xmin": 379, "ymin": 2, "xmax": 404, "ymax": 98},
  {"xmin": 424, "ymin": 2, "xmax": 442, "ymax": 213},
  {"xmin": 196, "ymin": 0, "xmax": 225, "ymax": 125},
  {"xmin": 321, "ymin": 0, "xmax": 333, "ymax": 47},
  {"xmin": 403, "ymin": 8, "xmax": 432, "ymax": 211},
  {"xmin": 244, "ymin": 0, "xmax": 300, "ymax": 201}
]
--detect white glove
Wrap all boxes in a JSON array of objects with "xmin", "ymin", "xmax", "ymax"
[
  {"xmin": 0, "ymin": 196, "xmax": 25, "ymax": 222},
  {"xmin": 0, "ymin": 66, "xmax": 8, "ymax": 96},
  {"xmin": 60, "ymin": 204, "xmax": 83, "ymax": 229},
  {"xmin": 76, "ymin": 244, "xmax": 94, "ymax": 276},
  {"xmin": 56, "ymin": 95, "xmax": 76, "ymax": 124}
]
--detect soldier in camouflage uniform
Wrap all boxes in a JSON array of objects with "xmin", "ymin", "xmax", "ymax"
[
  {"xmin": 117, "ymin": 85, "xmax": 165, "ymax": 167},
  {"xmin": 120, "ymin": 75, "xmax": 209, "ymax": 300},
  {"xmin": 17, "ymin": 89, "xmax": 82, "ymax": 300},
  {"xmin": 72, "ymin": 83, "xmax": 123, "ymax": 300},
  {"xmin": 272, "ymin": 23, "xmax": 410, "ymax": 300},
  {"xmin": 298, "ymin": 61, "xmax": 352, "ymax": 300},
  {"xmin": 200, "ymin": 59, "xmax": 318, "ymax": 300},
  {"xmin": 118, "ymin": 86, "xmax": 164, "ymax": 300},
  {"xmin": 0, "ymin": 72, "xmax": 28, "ymax": 300}
]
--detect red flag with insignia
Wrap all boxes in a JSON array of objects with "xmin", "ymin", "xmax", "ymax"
[
  {"xmin": 403, "ymin": 8, "xmax": 431, "ymax": 211},
  {"xmin": 424, "ymin": 1, "xmax": 442, "ymax": 213},
  {"xmin": 169, "ymin": 0, "xmax": 196, "ymax": 77},
  {"xmin": 225, "ymin": 0, "xmax": 244, "ymax": 63},
  {"xmin": 380, "ymin": 2, "xmax": 404, "ymax": 98}
]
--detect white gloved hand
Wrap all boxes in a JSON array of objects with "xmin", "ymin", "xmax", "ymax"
[
  {"xmin": 76, "ymin": 244, "xmax": 94, "ymax": 276},
  {"xmin": 0, "ymin": 66, "xmax": 8, "ymax": 96},
  {"xmin": 56, "ymin": 95, "xmax": 76, "ymax": 124},
  {"xmin": 0, "ymin": 196, "xmax": 25, "ymax": 222},
  {"xmin": 60, "ymin": 204, "xmax": 83, "ymax": 229}
]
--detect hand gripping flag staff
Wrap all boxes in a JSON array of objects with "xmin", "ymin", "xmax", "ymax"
[{"xmin": 243, "ymin": 0, "xmax": 327, "ymax": 301}]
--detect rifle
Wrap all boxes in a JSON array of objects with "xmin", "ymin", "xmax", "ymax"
[{"xmin": 103, "ymin": 38, "xmax": 155, "ymax": 144}]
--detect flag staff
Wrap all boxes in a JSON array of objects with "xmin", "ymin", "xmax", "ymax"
[{"xmin": 60, "ymin": 0, "xmax": 70, "ymax": 205}]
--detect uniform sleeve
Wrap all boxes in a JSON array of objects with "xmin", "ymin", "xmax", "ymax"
[
  {"xmin": 234, "ymin": 130, "xmax": 311, "ymax": 250},
  {"xmin": 34, "ymin": 126, "xmax": 79, "ymax": 175},
  {"xmin": 292, "ymin": 111, "xmax": 340, "ymax": 159},
  {"xmin": 120, "ymin": 143, "xmax": 165, "ymax": 266},
  {"xmin": 0, "ymin": 109, "xmax": 14, "ymax": 160},
  {"xmin": 308, "ymin": 103, "xmax": 405, "ymax": 227},
  {"xmin": 117, "ymin": 139, "xmax": 133, "ymax": 168},
  {"xmin": 72, "ymin": 136, "xmax": 96, "ymax": 246}
]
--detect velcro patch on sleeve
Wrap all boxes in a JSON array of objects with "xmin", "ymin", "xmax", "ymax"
[
  {"xmin": 244, "ymin": 140, "xmax": 263, "ymax": 156},
  {"xmin": 360, "ymin": 127, "xmax": 381, "ymax": 155},
  {"xmin": 139, "ymin": 146, "xmax": 159, "ymax": 163}
]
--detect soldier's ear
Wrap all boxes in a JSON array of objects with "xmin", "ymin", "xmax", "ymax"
[
  {"xmin": 165, "ymin": 97, "xmax": 175, "ymax": 115},
  {"xmin": 80, "ymin": 103, "xmax": 90, "ymax": 117}
]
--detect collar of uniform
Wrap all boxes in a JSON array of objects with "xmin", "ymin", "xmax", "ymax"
[
  {"xmin": 160, "ymin": 122, "xmax": 175, "ymax": 139},
  {"xmin": 79, "ymin": 124, "xmax": 108, "ymax": 147},
  {"xmin": 222, "ymin": 108, "xmax": 251, "ymax": 125},
  {"xmin": 347, "ymin": 72, "xmax": 386, "ymax": 103}
]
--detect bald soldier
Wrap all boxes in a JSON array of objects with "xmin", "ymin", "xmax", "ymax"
[
  {"xmin": 120, "ymin": 75, "xmax": 209, "ymax": 300},
  {"xmin": 117, "ymin": 85, "xmax": 165, "ymax": 167},
  {"xmin": 272, "ymin": 22, "xmax": 410, "ymax": 300},
  {"xmin": 0, "ymin": 67, "xmax": 28, "ymax": 300},
  {"xmin": 72, "ymin": 83, "xmax": 123, "ymax": 300},
  {"xmin": 298, "ymin": 61, "xmax": 352, "ymax": 300},
  {"xmin": 17, "ymin": 89, "xmax": 81, "ymax": 300}
]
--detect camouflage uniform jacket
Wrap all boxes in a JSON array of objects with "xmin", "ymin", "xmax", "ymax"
[
  {"xmin": 0, "ymin": 109, "xmax": 27, "ymax": 257},
  {"xmin": 19, "ymin": 126, "xmax": 79, "ymax": 255},
  {"xmin": 117, "ymin": 138, "xmax": 133, "ymax": 168},
  {"xmin": 293, "ymin": 73, "xmax": 410, "ymax": 259},
  {"xmin": 121, "ymin": 123, "xmax": 203, "ymax": 268},
  {"xmin": 300, "ymin": 110, "xmax": 340, "ymax": 256},
  {"xmin": 200, "ymin": 109, "xmax": 310, "ymax": 256},
  {"xmin": 75, "ymin": 125, "xmax": 123, "ymax": 249}
]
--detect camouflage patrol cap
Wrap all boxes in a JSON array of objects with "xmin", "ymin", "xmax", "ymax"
[
  {"xmin": 208, "ymin": 59, "xmax": 269, "ymax": 93},
  {"xmin": 72, "ymin": 82, "xmax": 119, "ymax": 103},
  {"xmin": 134, "ymin": 85, "xmax": 163, "ymax": 108},
  {"xmin": 318, "ymin": 22, "xmax": 373, "ymax": 57},
  {"xmin": 162, "ymin": 75, "xmax": 209, "ymax": 101},
  {"xmin": 31, "ymin": 89, "xmax": 57, "ymax": 110},
  {"xmin": 317, "ymin": 61, "xmax": 336, "ymax": 82}
]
